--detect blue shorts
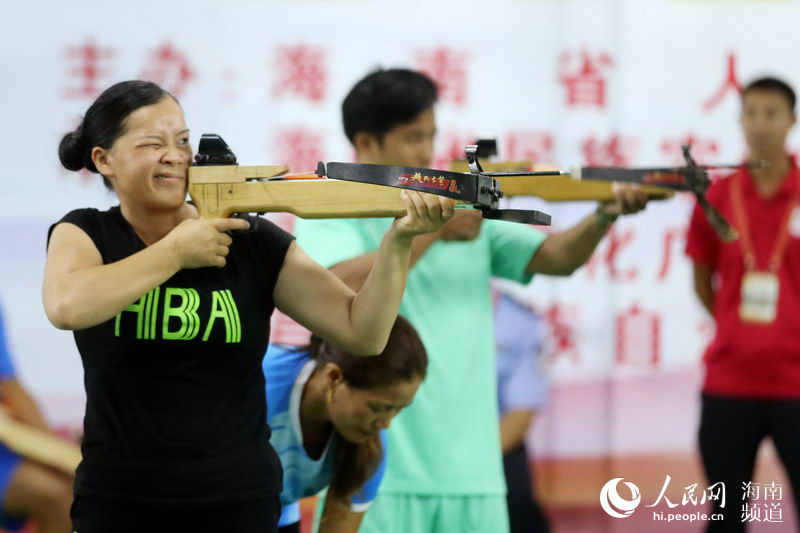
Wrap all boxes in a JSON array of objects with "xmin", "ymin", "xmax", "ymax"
[{"xmin": 0, "ymin": 443, "xmax": 25, "ymax": 531}]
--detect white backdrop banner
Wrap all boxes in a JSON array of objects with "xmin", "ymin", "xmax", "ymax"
[{"xmin": 2, "ymin": 0, "xmax": 798, "ymax": 481}]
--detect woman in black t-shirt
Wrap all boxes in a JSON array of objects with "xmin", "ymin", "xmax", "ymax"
[{"xmin": 43, "ymin": 80, "xmax": 452, "ymax": 533}]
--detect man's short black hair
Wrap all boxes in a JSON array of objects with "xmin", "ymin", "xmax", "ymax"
[
  {"xmin": 742, "ymin": 77, "xmax": 796, "ymax": 112},
  {"xmin": 342, "ymin": 68, "xmax": 438, "ymax": 145}
]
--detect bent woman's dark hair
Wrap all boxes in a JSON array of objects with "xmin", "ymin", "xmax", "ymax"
[
  {"xmin": 58, "ymin": 80, "xmax": 175, "ymax": 189},
  {"xmin": 307, "ymin": 314, "xmax": 428, "ymax": 514}
]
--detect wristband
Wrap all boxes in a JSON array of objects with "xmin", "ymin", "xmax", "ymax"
[{"xmin": 595, "ymin": 207, "xmax": 619, "ymax": 227}]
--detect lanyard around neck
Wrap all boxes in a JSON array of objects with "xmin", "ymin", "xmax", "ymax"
[{"xmin": 731, "ymin": 168, "xmax": 800, "ymax": 272}]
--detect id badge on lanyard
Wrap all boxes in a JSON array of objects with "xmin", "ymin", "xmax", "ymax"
[
  {"xmin": 740, "ymin": 271, "xmax": 779, "ymax": 323},
  {"xmin": 733, "ymin": 169, "xmax": 800, "ymax": 324}
]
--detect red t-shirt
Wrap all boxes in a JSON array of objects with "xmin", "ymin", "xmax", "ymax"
[{"xmin": 685, "ymin": 158, "xmax": 800, "ymax": 399}]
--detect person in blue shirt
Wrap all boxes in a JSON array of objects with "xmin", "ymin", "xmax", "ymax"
[
  {"xmin": 264, "ymin": 315, "xmax": 428, "ymax": 533},
  {"xmin": 0, "ymin": 303, "xmax": 73, "ymax": 533},
  {"xmin": 495, "ymin": 291, "xmax": 550, "ymax": 533}
]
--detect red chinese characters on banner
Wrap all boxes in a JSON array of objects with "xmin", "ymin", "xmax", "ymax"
[
  {"xmin": 702, "ymin": 52, "xmax": 742, "ymax": 113},
  {"xmin": 586, "ymin": 226, "xmax": 638, "ymax": 282},
  {"xmin": 272, "ymin": 45, "xmax": 327, "ymax": 103},
  {"xmin": 615, "ymin": 304, "xmax": 661, "ymax": 367},
  {"xmin": 140, "ymin": 42, "xmax": 195, "ymax": 98},
  {"xmin": 581, "ymin": 135, "xmax": 638, "ymax": 167},
  {"xmin": 658, "ymin": 226, "xmax": 687, "ymax": 282},
  {"xmin": 63, "ymin": 40, "xmax": 114, "ymax": 99},
  {"xmin": 504, "ymin": 131, "xmax": 555, "ymax": 163},
  {"xmin": 431, "ymin": 130, "xmax": 477, "ymax": 170},
  {"xmin": 559, "ymin": 50, "xmax": 614, "ymax": 109},
  {"xmin": 661, "ymin": 134, "xmax": 720, "ymax": 166},
  {"xmin": 414, "ymin": 48, "xmax": 470, "ymax": 107},
  {"xmin": 543, "ymin": 302, "xmax": 581, "ymax": 363},
  {"xmin": 274, "ymin": 128, "xmax": 326, "ymax": 173}
]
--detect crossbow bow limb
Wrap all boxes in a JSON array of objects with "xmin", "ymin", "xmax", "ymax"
[
  {"xmin": 451, "ymin": 143, "xmax": 753, "ymax": 242},
  {"xmin": 188, "ymin": 134, "xmax": 551, "ymax": 225}
]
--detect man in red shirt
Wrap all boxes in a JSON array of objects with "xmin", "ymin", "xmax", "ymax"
[{"xmin": 686, "ymin": 77, "xmax": 800, "ymax": 532}]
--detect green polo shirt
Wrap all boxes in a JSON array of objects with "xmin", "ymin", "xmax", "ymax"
[{"xmin": 294, "ymin": 216, "xmax": 546, "ymax": 494}]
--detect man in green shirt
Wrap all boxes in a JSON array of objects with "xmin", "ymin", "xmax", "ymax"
[{"xmin": 295, "ymin": 68, "xmax": 649, "ymax": 533}]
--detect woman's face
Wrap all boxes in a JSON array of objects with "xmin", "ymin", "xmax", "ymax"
[
  {"xmin": 92, "ymin": 97, "xmax": 192, "ymax": 211},
  {"xmin": 326, "ymin": 370, "xmax": 422, "ymax": 444}
]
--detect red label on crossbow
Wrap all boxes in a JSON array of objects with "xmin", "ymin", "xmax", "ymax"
[
  {"xmin": 397, "ymin": 173, "xmax": 461, "ymax": 194},
  {"xmin": 643, "ymin": 171, "xmax": 687, "ymax": 186}
]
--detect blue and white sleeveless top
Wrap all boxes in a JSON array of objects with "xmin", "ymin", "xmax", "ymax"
[{"xmin": 264, "ymin": 344, "xmax": 387, "ymax": 526}]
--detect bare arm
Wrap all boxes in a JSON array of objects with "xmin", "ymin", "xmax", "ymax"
[
  {"xmin": 330, "ymin": 210, "xmax": 483, "ymax": 291},
  {"xmin": 274, "ymin": 192, "xmax": 453, "ymax": 355},
  {"xmin": 44, "ymin": 223, "xmax": 181, "ymax": 330},
  {"xmin": 318, "ymin": 509, "xmax": 365, "ymax": 533},
  {"xmin": 500, "ymin": 409, "xmax": 535, "ymax": 454},
  {"xmin": 0, "ymin": 379, "xmax": 49, "ymax": 432},
  {"xmin": 527, "ymin": 185, "xmax": 652, "ymax": 276},
  {"xmin": 527, "ymin": 211, "xmax": 611, "ymax": 276},
  {"xmin": 273, "ymin": 236, "xmax": 411, "ymax": 355},
  {"xmin": 43, "ymin": 217, "xmax": 250, "ymax": 330},
  {"xmin": 327, "ymin": 231, "xmax": 440, "ymax": 292},
  {"xmin": 693, "ymin": 263, "xmax": 715, "ymax": 315}
]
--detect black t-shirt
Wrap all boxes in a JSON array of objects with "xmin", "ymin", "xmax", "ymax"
[{"xmin": 48, "ymin": 206, "xmax": 294, "ymax": 507}]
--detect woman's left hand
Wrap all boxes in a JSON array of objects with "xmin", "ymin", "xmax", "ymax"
[{"xmin": 391, "ymin": 190, "xmax": 455, "ymax": 239}]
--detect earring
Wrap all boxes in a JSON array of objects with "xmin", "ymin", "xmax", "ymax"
[{"xmin": 327, "ymin": 388, "xmax": 334, "ymax": 403}]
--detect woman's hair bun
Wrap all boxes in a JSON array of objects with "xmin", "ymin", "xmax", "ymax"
[{"xmin": 58, "ymin": 129, "xmax": 87, "ymax": 172}]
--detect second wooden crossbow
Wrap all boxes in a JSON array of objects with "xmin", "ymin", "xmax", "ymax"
[
  {"xmin": 451, "ymin": 141, "xmax": 758, "ymax": 242},
  {"xmin": 188, "ymin": 134, "xmax": 551, "ymax": 225}
]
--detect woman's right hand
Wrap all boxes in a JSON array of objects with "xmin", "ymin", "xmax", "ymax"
[{"xmin": 167, "ymin": 218, "xmax": 251, "ymax": 269}]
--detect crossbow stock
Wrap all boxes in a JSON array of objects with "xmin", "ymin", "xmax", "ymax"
[{"xmin": 188, "ymin": 134, "xmax": 551, "ymax": 225}]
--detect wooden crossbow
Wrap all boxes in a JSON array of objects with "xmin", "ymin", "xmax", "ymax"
[
  {"xmin": 0, "ymin": 409, "xmax": 81, "ymax": 474},
  {"xmin": 451, "ymin": 141, "xmax": 759, "ymax": 242},
  {"xmin": 188, "ymin": 134, "xmax": 551, "ymax": 225}
]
